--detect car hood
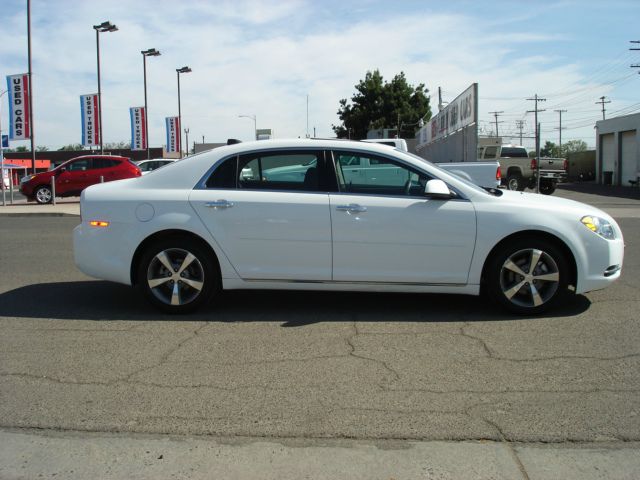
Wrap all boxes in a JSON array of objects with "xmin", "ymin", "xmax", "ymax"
[{"xmin": 496, "ymin": 190, "xmax": 613, "ymax": 220}]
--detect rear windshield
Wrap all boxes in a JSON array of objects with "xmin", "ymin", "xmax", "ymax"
[{"xmin": 500, "ymin": 147, "xmax": 528, "ymax": 158}]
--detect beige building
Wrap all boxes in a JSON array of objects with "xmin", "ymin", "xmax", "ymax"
[{"xmin": 596, "ymin": 113, "xmax": 640, "ymax": 186}]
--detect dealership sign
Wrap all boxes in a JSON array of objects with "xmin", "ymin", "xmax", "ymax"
[
  {"xmin": 129, "ymin": 107, "xmax": 147, "ymax": 151},
  {"xmin": 165, "ymin": 116, "xmax": 180, "ymax": 153},
  {"xmin": 80, "ymin": 94, "xmax": 100, "ymax": 146},
  {"xmin": 6, "ymin": 74, "xmax": 31, "ymax": 140},
  {"xmin": 416, "ymin": 83, "xmax": 477, "ymax": 148}
]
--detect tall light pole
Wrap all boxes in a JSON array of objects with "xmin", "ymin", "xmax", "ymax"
[
  {"xmin": 184, "ymin": 128, "xmax": 189, "ymax": 156},
  {"xmin": 93, "ymin": 21, "xmax": 118, "ymax": 154},
  {"xmin": 27, "ymin": 0, "xmax": 36, "ymax": 173},
  {"xmin": 176, "ymin": 66, "xmax": 191, "ymax": 158},
  {"xmin": 141, "ymin": 48, "xmax": 160, "ymax": 159},
  {"xmin": 238, "ymin": 114, "xmax": 257, "ymax": 140}
]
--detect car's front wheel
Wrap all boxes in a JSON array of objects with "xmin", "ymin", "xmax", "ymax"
[
  {"xmin": 137, "ymin": 237, "xmax": 219, "ymax": 313},
  {"xmin": 34, "ymin": 185, "xmax": 53, "ymax": 204},
  {"xmin": 485, "ymin": 238, "xmax": 569, "ymax": 314}
]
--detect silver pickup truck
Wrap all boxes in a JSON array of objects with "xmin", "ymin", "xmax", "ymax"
[{"xmin": 477, "ymin": 143, "xmax": 566, "ymax": 195}]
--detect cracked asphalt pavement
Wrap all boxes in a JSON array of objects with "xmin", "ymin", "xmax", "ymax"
[{"xmin": 0, "ymin": 187, "xmax": 639, "ymax": 461}]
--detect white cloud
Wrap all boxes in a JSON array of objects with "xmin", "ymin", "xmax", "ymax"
[{"xmin": 0, "ymin": 0, "xmax": 634, "ymax": 150}]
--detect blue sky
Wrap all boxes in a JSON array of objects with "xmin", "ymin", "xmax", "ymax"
[{"xmin": 1, "ymin": 0, "xmax": 638, "ymax": 150}]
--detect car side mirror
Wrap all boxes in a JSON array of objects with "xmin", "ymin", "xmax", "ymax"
[{"xmin": 424, "ymin": 179, "xmax": 452, "ymax": 199}]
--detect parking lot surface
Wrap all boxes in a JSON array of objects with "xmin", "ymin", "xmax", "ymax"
[{"xmin": 0, "ymin": 183, "xmax": 639, "ymax": 479}]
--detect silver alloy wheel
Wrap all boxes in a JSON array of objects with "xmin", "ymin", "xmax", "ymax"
[
  {"xmin": 36, "ymin": 186, "xmax": 52, "ymax": 204},
  {"xmin": 499, "ymin": 248, "xmax": 560, "ymax": 308},
  {"xmin": 146, "ymin": 248, "xmax": 205, "ymax": 306},
  {"xmin": 507, "ymin": 177, "xmax": 519, "ymax": 190}
]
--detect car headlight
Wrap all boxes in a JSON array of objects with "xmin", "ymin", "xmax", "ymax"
[
  {"xmin": 581, "ymin": 215, "xmax": 616, "ymax": 240},
  {"xmin": 21, "ymin": 175, "xmax": 36, "ymax": 184}
]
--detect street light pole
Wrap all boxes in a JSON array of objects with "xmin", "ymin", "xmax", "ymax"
[
  {"xmin": 238, "ymin": 114, "xmax": 257, "ymax": 140},
  {"xmin": 141, "ymin": 48, "xmax": 160, "ymax": 159},
  {"xmin": 176, "ymin": 66, "xmax": 191, "ymax": 158},
  {"xmin": 93, "ymin": 21, "xmax": 118, "ymax": 155},
  {"xmin": 27, "ymin": 0, "xmax": 36, "ymax": 173}
]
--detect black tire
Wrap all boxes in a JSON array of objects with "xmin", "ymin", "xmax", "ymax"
[
  {"xmin": 34, "ymin": 185, "xmax": 53, "ymax": 204},
  {"xmin": 484, "ymin": 237, "xmax": 570, "ymax": 315},
  {"xmin": 137, "ymin": 237, "xmax": 219, "ymax": 314},
  {"xmin": 506, "ymin": 174, "xmax": 525, "ymax": 191},
  {"xmin": 539, "ymin": 180, "xmax": 556, "ymax": 195}
]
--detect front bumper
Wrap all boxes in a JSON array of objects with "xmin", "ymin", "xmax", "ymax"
[{"xmin": 576, "ymin": 234, "xmax": 624, "ymax": 294}]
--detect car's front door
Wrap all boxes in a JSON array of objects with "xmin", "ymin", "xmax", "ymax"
[
  {"xmin": 329, "ymin": 150, "xmax": 477, "ymax": 285},
  {"xmin": 56, "ymin": 158, "xmax": 94, "ymax": 195},
  {"xmin": 190, "ymin": 149, "xmax": 333, "ymax": 281}
]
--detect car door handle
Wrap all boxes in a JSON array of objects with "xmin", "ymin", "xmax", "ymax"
[
  {"xmin": 205, "ymin": 200, "xmax": 234, "ymax": 209},
  {"xmin": 336, "ymin": 204, "xmax": 367, "ymax": 213}
]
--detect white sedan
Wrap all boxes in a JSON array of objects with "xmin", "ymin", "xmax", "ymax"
[{"xmin": 74, "ymin": 139, "xmax": 624, "ymax": 314}]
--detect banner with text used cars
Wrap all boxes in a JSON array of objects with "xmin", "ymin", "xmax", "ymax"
[
  {"xmin": 6, "ymin": 74, "xmax": 31, "ymax": 140},
  {"xmin": 80, "ymin": 94, "xmax": 100, "ymax": 146},
  {"xmin": 165, "ymin": 116, "xmax": 180, "ymax": 153},
  {"xmin": 130, "ymin": 107, "xmax": 147, "ymax": 151}
]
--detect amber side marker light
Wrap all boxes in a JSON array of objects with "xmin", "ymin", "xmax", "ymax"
[{"xmin": 89, "ymin": 221, "xmax": 110, "ymax": 228}]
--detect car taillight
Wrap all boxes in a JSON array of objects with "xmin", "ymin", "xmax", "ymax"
[
  {"xmin": 530, "ymin": 158, "xmax": 537, "ymax": 170},
  {"xmin": 496, "ymin": 166, "xmax": 501, "ymax": 181},
  {"xmin": 563, "ymin": 159, "xmax": 568, "ymax": 170}
]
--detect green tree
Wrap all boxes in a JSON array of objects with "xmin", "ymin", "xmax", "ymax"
[
  {"xmin": 105, "ymin": 141, "xmax": 131, "ymax": 150},
  {"xmin": 540, "ymin": 141, "xmax": 560, "ymax": 157},
  {"xmin": 333, "ymin": 70, "xmax": 431, "ymax": 139},
  {"xmin": 560, "ymin": 139, "xmax": 588, "ymax": 157},
  {"xmin": 58, "ymin": 144, "xmax": 84, "ymax": 151}
]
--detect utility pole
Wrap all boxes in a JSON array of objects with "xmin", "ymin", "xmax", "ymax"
[
  {"xmin": 596, "ymin": 96, "xmax": 611, "ymax": 120},
  {"xmin": 515, "ymin": 120, "xmax": 525, "ymax": 145},
  {"xmin": 554, "ymin": 109, "xmax": 567, "ymax": 150},
  {"xmin": 527, "ymin": 94, "xmax": 546, "ymax": 193},
  {"xmin": 630, "ymin": 41, "xmax": 640, "ymax": 73},
  {"xmin": 489, "ymin": 111, "xmax": 504, "ymax": 137},
  {"xmin": 438, "ymin": 87, "xmax": 443, "ymax": 112}
]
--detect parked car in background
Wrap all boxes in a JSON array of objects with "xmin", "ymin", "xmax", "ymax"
[
  {"xmin": 364, "ymin": 138, "xmax": 501, "ymax": 189},
  {"xmin": 478, "ymin": 142, "xmax": 567, "ymax": 194},
  {"xmin": 137, "ymin": 158, "xmax": 177, "ymax": 175},
  {"xmin": 74, "ymin": 139, "xmax": 623, "ymax": 315},
  {"xmin": 20, "ymin": 155, "xmax": 141, "ymax": 204}
]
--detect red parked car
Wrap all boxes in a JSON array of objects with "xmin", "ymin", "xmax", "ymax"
[{"xmin": 20, "ymin": 155, "xmax": 141, "ymax": 204}]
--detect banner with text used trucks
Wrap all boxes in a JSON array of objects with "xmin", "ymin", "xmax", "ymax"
[
  {"xmin": 6, "ymin": 74, "xmax": 31, "ymax": 140},
  {"xmin": 130, "ymin": 107, "xmax": 147, "ymax": 151},
  {"xmin": 80, "ymin": 94, "xmax": 100, "ymax": 146},
  {"xmin": 165, "ymin": 116, "xmax": 180, "ymax": 153}
]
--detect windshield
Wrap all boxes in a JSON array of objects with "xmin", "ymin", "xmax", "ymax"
[{"xmin": 400, "ymin": 151, "xmax": 491, "ymax": 195}]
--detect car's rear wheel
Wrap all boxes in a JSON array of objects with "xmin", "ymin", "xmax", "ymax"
[
  {"xmin": 137, "ymin": 237, "xmax": 219, "ymax": 313},
  {"xmin": 34, "ymin": 185, "xmax": 53, "ymax": 204},
  {"xmin": 506, "ymin": 174, "xmax": 525, "ymax": 191},
  {"xmin": 485, "ymin": 238, "xmax": 569, "ymax": 314},
  {"xmin": 539, "ymin": 180, "xmax": 556, "ymax": 195}
]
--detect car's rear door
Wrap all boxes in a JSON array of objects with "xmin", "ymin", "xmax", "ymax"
[
  {"xmin": 328, "ymin": 150, "xmax": 477, "ymax": 284},
  {"xmin": 190, "ymin": 149, "xmax": 333, "ymax": 281}
]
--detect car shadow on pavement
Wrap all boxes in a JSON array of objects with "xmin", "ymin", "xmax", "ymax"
[{"xmin": 0, "ymin": 280, "xmax": 592, "ymax": 324}]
